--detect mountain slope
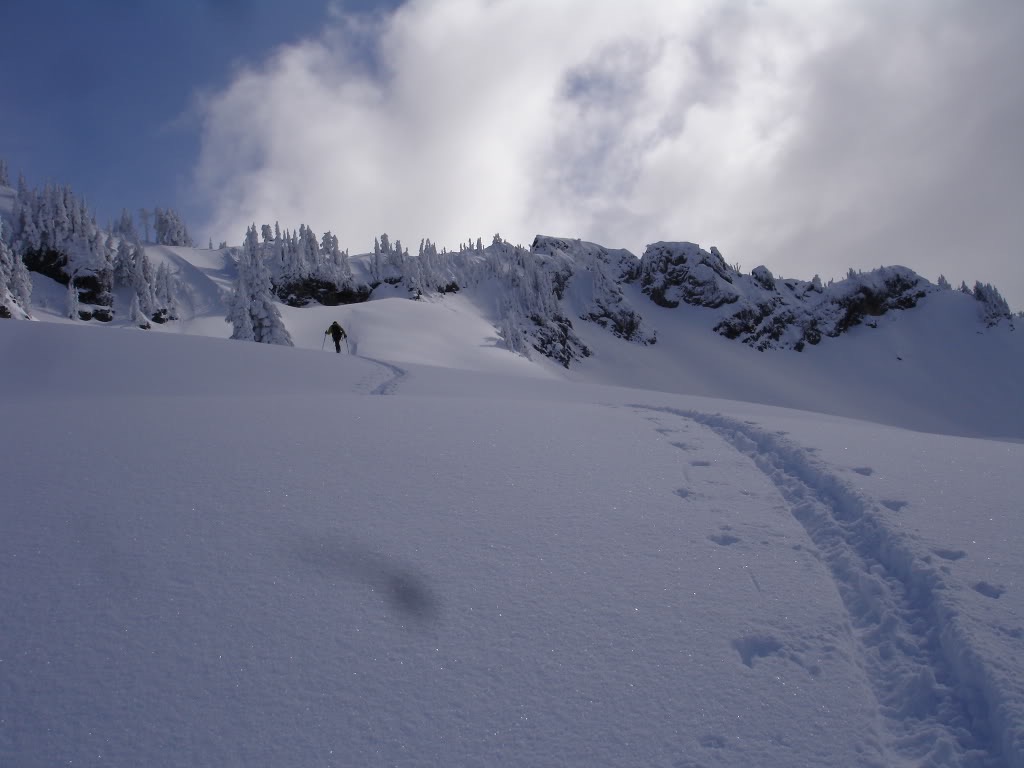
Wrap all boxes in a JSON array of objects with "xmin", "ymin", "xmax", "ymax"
[
  {"xmin": 15, "ymin": 235, "xmax": 1023, "ymax": 439},
  {"xmin": 1, "ymin": 318, "xmax": 1021, "ymax": 767}
]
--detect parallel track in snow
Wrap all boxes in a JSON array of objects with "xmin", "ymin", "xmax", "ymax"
[
  {"xmin": 359, "ymin": 356, "xmax": 407, "ymax": 396},
  {"xmin": 634, "ymin": 406, "xmax": 1016, "ymax": 768}
]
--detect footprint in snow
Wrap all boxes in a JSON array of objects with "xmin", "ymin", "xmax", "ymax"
[
  {"xmin": 675, "ymin": 488, "xmax": 694, "ymax": 500},
  {"xmin": 852, "ymin": 467, "xmax": 874, "ymax": 476},
  {"xmin": 932, "ymin": 548, "xmax": 967, "ymax": 561},
  {"xmin": 973, "ymin": 581, "xmax": 1006, "ymax": 599},
  {"xmin": 690, "ymin": 459, "xmax": 711, "ymax": 467},
  {"xmin": 670, "ymin": 441, "xmax": 692, "ymax": 451},
  {"xmin": 732, "ymin": 633, "xmax": 784, "ymax": 667},
  {"xmin": 881, "ymin": 499, "xmax": 908, "ymax": 511},
  {"xmin": 709, "ymin": 533, "xmax": 741, "ymax": 546},
  {"xmin": 698, "ymin": 734, "xmax": 727, "ymax": 749}
]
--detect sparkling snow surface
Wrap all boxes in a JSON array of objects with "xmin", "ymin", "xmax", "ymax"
[{"xmin": 2, "ymin": 247, "xmax": 1022, "ymax": 767}]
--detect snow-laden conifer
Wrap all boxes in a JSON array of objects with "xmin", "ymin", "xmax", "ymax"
[
  {"xmin": 129, "ymin": 294, "xmax": 149, "ymax": 329},
  {"xmin": 226, "ymin": 268, "xmax": 255, "ymax": 341},
  {"xmin": 113, "ymin": 209, "xmax": 137, "ymax": 239},
  {"xmin": 226, "ymin": 225, "xmax": 292, "ymax": 345},
  {"xmin": 973, "ymin": 282, "xmax": 1013, "ymax": 327},
  {"xmin": 153, "ymin": 208, "xmax": 194, "ymax": 247},
  {"xmin": 66, "ymin": 280, "xmax": 80, "ymax": 320},
  {"xmin": 131, "ymin": 243, "xmax": 157, "ymax": 318},
  {"xmin": 0, "ymin": 221, "xmax": 31, "ymax": 318}
]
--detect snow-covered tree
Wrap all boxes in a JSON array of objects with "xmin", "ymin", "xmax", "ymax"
[
  {"xmin": 112, "ymin": 209, "xmax": 137, "ymax": 239},
  {"xmin": 153, "ymin": 208, "xmax": 194, "ymax": 247},
  {"xmin": 226, "ymin": 225, "xmax": 292, "ymax": 345},
  {"xmin": 131, "ymin": 243, "xmax": 157, "ymax": 317},
  {"xmin": 138, "ymin": 208, "xmax": 151, "ymax": 242},
  {"xmin": 226, "ymin": 268, "xmax": 255, "ymax": 341},
  {"xmin": 113, "ymin": 238, "xmax": 135, "ymax": 286},
  {"xmin": 937, "ymin": 274, "xmax": 952, "ymax": 290},
  {"xmin": 0, "ymin": 221, "xmax": 31, "ymax": 318},
  {"xmin": 973, "ymin": 281, "xmax": 1013, "ymax": 327},
  {"xmin": 153, "ymin": 262, "xmax": 178, "ymax": 322},
  {"xmin": 0, "ymin": 159, "xmax": 9, "ymax": 187},
  {"xmin": 129, "ymin": 294, "xmax": 149, "ymax": 329},
  {"xmin": 66, "ymin": 280, "xmax": 80, "ymax": 320}
]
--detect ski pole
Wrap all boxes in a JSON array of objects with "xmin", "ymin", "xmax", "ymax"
[
  {"xmin": 321, "ymin": 334, "xmax": 327, "ymax": 351},
  {"xmin": 345, "ymin": 336, "xmax": 350, "ymax": 354}
]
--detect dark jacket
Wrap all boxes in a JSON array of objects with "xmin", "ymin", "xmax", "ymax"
[{"xmin": 326, "ymin": 322, "xmax": 346, "ymax": 341}]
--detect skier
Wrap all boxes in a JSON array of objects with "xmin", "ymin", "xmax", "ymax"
[{"xmin": 325, "ymin": 321, "xmax": 347, "ymax": 353}]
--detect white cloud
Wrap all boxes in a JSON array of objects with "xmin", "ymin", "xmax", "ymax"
[{"xmin": 194, "ymin": 0, "xmax": 1024, "ymax": 308}]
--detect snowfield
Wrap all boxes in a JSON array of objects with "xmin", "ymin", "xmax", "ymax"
[{"xmin": 1, "ymin": 244, "xmax": 1023, "ymax": 767}]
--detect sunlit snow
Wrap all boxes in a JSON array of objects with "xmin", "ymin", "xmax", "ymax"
[{"xmin": 1, "ymin": 244, "xmax": 1022, "ymax": 767}]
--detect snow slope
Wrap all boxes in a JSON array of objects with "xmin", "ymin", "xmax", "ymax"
[
  {"xmin": 2, "ymin": 311, "xmax": 1022, "ymax": 767},
  {"xmin": 22, "ymin": 240, "xmax": 1024, "ymax": 439}
]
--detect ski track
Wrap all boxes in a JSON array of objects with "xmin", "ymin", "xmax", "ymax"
[
  {"xmin": 359, "ymin": 356, "xmax": 407, "ymax": 395},
  {"xmin": 632, "ymin": 405, "xmax": 1019, "ymax": 768}
]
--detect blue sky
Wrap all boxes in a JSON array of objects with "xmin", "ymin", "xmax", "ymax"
[
  {"xmin": 3, "ymin": 0, "xmax": 1023, "ymax": 309},
  {"xmin": 1, "ymin": 0, "xmax": 388, "ymax": 233}
]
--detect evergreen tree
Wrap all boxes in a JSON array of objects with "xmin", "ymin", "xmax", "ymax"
[
  {"xmin": 152, "ymin": 208, "xmax": 194, "ymax": 246},
  {"xmin": 138, "ymin": 208, "xmax": 151, "ymax": 242},
  {"xmin": 0, "ymin": 158, "xmax": 9, "ymax": 187},
  {"xmin": 66, "ymin": 280, "xmax": 80, "ymax": 320},
  {"xmin": 131, "ymin": 243, "xmax": 157, "ymax": 317},
  {"xmin": 113, "ymin": 209, "xmax": 137, "ymax": 239},
  {"xmin": 12, "ymin": 174, "xmax": 40, "ymax": 254},
  {"xmin": 973, "ymin": 281, "xmax": 1012, "ymax": 326},
  {"xmin": 10, "ymin": 240, "xmax": 32, "ymax": 314},
  {"xmin": 226, "ymin": 269, "xmax": 255, "ymax": 341},
  {"xmin": 0, "ymin": 223, "xmax": 13, "ymax": 314},
  {"xmin": 113, "ymin": 238, "xmax": 134, "ymax": 286},
  {"xmin": 129, "ymin": 294, "xmax": 149, "ymax": 329},
  {"xmin": 153, "ymin": 262, "xmax": 178, "ymax": 321},
  {"xmin": 225, "ymin": 225, "xmax": 292, "ymax": 345},
  {"xmin": 0, "ymin": 220, "xmax": 31, "ymax": 317}
]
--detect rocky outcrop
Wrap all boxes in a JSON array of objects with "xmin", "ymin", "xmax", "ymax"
[
  {"xmin": 532, "ymin": 236, "xmax": 656, "ymax": 346},
  {"xmin": 635, "ymin": 242, "xmax": 739, "ymax": 309},
  {"xmin": 631, "ymin": 242, "xmax": 936, "ymax": 351}
]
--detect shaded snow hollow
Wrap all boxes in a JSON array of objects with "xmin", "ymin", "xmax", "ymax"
[{"xmin": 2, "ymin": 242, "xmax": 1023, "ymax": 766}]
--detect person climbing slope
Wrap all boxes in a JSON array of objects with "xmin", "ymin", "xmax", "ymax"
[{"xmin": 325, "ymin": 321, "xmax": 347, "ymax": 353}]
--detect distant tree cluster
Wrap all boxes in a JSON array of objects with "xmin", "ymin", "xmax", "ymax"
[
  {"xmin": 971, "ymin": 281, "xmax": 1013, "ymax": 327},
  {"xmin": 271, "ymin": 222, "xmax": 352, "ymax": 287},
  {"xmin": 0, "ymin": 220, "xmax": 32, "ymax": 318},
  {"xmin": 370, "ymin": 233, "xmax": 408, "ymax": 284},
  {"xmin": 152, "ymin": 207, "xmax": 194, "ymax": 247},
  {"xmin": 5, "ymin": 172, "xmax": 183, "ymax": 325}
]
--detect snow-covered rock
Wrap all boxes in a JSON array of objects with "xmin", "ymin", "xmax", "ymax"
[
  {"xmin": 532, "ymin": 236, "xmax": 656, "ymax": 347},
  {"xmin": 635, "ymin": 241, "xmax": 740, "ymax": 309},
  {"xmin": 713, "ymin": 266, "xmax": 934, "ymax": 351},
  {"xmin": 633, "ymin": 241, "xmax": 937, "ymax": 351}
]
